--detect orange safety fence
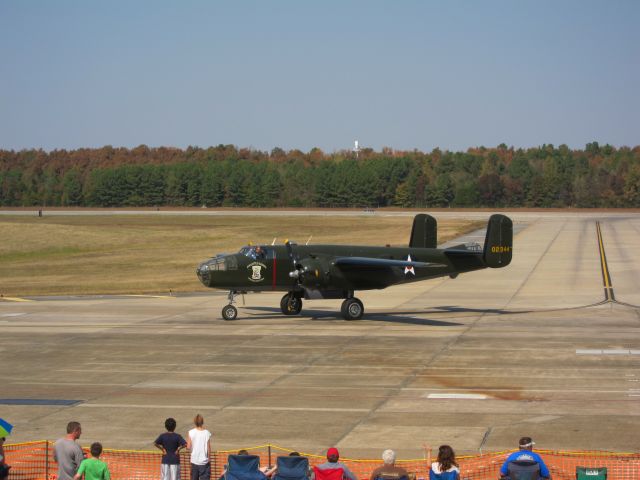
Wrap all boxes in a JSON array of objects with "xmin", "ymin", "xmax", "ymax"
[{"xmin": 4, "ymin": 441, "xmax": 640, "ymax": 480}]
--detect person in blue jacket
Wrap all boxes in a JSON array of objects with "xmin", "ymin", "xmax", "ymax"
[{"xmin": 500, "ymin": 437, "xmax": 550, "ymax": 479}]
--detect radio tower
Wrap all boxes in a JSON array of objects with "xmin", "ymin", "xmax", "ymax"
[{"xmin": 353, "ymin": 140, "xmax": 361, "ymax": 159}]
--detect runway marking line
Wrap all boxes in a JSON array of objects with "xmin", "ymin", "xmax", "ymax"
[
  {"xmin": 122, "ymin": 294, "xmax": 175, "ymax": 299},
  {"xmin": 576, "ymin": 349, "xmax": 639, "ymax": 355},
  {"xmin": 76, "ymin": 403, "xmax": 370, "ymax": 412},
  {"xmin": 596, "ymin": 221, "xmax": 615, "ymax": 302},
  {"xmin": 78, "ymin": 403, "xmax": 224, "ymax": 410},
  {"xmin": 0, "ymin": 296, "xmax": 33, "ymax": 302},
  {"xmin": 425, "ymin": 393, "xmax": 487, "ymax": 399}
]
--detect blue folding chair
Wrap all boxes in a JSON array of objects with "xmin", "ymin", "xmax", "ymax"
[
  {"xmin": 502, "ymin": 460, "xmax": 541, "ymax": 480},
  {"xmin": 225, "ymin": 455, "xmax": 268, "ymax": 480},
  {"xmin": 273, "ymin": 456, "xmax": 310, "ymax": 480}
]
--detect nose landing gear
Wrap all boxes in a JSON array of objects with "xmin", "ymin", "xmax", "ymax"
[
  {"xmin": 221, "ymin": 304, "xmax": 238, "ymax": 321},
  {"xmin": 222, "ymin": 291, "xmax": 239, "ymax": 321}
]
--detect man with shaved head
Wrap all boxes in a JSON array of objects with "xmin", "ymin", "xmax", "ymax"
[{"xmin": 54, "ymin": 421, "xmax": 85, "ymax": 480}]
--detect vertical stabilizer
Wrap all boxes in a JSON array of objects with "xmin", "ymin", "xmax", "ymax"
[
  {"xmin": 409, "ymin": 214, "xmax": 437, "ymax": 248},
  {"xmin": 482, "ymin": 214, "xmax": 513, "ymax": 268}
]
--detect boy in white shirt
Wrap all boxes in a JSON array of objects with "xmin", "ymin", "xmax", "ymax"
[{"xmin": 187, "ymin": 414, "xmax": 212, "ymax": 480}]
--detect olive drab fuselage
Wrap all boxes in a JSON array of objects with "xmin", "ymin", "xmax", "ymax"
[
  {"xmin": 196, "ymin": 214, "xmax": 513, "ymax": 319},
  {"xmin": 196, "ymin": 243, "xmax": 486, "ymax": 293}
]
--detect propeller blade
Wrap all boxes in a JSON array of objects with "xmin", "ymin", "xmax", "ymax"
[
  {"xmin": 285, "ymin": 239, "xmax": 296, "ymax": 267},
  {"xmin": 285, "ymin": 240, "xmax": 303, "ymax": 283}
]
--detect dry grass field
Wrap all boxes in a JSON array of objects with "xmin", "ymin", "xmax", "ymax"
[{"xmin": 0, "ymin": 214, "xmax": 482, "ymax": 296}]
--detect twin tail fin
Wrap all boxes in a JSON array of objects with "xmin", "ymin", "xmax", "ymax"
[
  {"xmin": 409, "ymin": 214, "xmax": 437, "ymax": 248},
  {"xmin": 482, "ymin": 214, "xmax": 512, "ymax": 268}
]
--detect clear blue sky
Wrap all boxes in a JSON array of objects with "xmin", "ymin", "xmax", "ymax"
[{"xmin": 1, "ymin": 1, "xmax": 638, "ymax": 152}]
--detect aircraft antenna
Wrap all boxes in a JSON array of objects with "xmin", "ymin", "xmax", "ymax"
[
  {"xmin": 306, "ymin": 235, "xmax": 313, "ymax": 245},
  {"xmin": 353, "ymin": 140, "xmax": 360, "ymax": 159}
]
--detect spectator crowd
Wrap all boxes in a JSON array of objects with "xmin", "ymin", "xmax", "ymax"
[{"xmin": 37, "ymin": 417, "xmax": 551, "ymax": 480}]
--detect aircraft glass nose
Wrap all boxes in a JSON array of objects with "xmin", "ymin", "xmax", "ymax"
[
  {"xmin": 196, "ymin": 259, "xmax": 216, "ymax": 286},
  {"xmin": 196, "ymin": 255, "xmax": 231, "ymax": 287}
]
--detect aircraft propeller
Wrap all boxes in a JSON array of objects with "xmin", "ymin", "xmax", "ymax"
[
  {"xmin": 285, "ymin": 240, "xmax": 304, "ymax": 281},
  {"xmin": 285, "ymin": 240, "xmax": 323, "ymax": 286}
]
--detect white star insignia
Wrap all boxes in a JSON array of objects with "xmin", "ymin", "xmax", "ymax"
[{"xmin": 404, "ymin": 254, "xmax": 415, "ymax": 275}]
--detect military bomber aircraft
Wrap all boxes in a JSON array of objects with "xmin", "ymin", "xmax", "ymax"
[{"xmin": 196, "ymin": 214, "xmax": 512, "ymax": 320}]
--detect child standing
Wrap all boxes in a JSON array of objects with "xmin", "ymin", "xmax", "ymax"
[
  {"xmin": 187, "ymin": 414, "xmax": 212, "ymax": 480},
  {"xmin": 74, "ymin": 442, "xmax": 110, "ymax": 480},
  {"xmin": 155, "ymin": 418, "xmax": 187, "ymax": 480}
]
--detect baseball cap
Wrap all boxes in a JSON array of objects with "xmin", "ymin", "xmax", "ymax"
[
  {"xmin": 327, "ymin": 447, "xmax": 340, "ymax": 458},
  {"xmin": 519, "ymin": 437, "xmax": 535, "ymax": 448}
]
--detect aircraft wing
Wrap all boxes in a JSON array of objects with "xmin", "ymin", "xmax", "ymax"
[{"xmin": 334, "ymin": 257, "xmax": 447, "ymax": 268}]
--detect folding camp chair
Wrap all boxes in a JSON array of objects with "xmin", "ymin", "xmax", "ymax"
[
  {"xmin": 225, "ymin": 455, "xmax": 268, "ymax": 480},
  {"xmin": 428, "ymin": 469, "xmax": 458, "ymax": 480},
  {"xmin": 576, "ymin": 467, "xmax": 607, "ymax": 480},
  {"xmin": 377, "ymin": 472, "xmax": 409, "ymax": 480},
  {"xmin": 502, "ymin": 460, "xmax": 541, "ymax": 480},
  {"xmin": 273, "ymin": 456, "xmax": 310, "ymax": 480},
  {"xmin": 313, "ymin": 466, "xmax": 345, "ymax": 480}
]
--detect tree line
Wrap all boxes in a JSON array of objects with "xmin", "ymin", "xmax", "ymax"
[{"xmin": 1, "ymin": 142, "xmax": 639, "ymax": 208}]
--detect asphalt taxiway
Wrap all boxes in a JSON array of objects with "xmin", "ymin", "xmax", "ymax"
[{"xmin": 1, "ymin": 212, "xmax": 639, "ymax": 457}]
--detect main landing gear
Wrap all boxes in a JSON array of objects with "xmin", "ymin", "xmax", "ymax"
[
  {"xmin": 280, "ymin": 293, "xmax": 303, "ymax": 315},
  {"xmin": 222, "ymin": 291, "xmax": 238, "ymax": 321},
  {"xmin": 280, "ymin": 292, "xmax": 364, "ymax": 320},
  {"xmin": 220, "ymin": 291, "xmax": 365, "ymax": 320},
  {"xmin": 341, "ymin": 297, "xmax": 364, "ymax": 320}
]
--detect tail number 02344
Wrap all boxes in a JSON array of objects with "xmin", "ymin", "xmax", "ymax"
[{"xmin": 491, "ymin": 246, "xmax": 511, "ymax": 253}]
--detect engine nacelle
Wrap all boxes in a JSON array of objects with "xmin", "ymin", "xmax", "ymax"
[{"xmin": 297, "ymin": 257, "xmax": 330, "ymax": 288}]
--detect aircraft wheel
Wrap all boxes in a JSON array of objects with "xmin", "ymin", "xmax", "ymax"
[
  {"xmin": 280, "ymin": 294, "xmax": 303, "ymax": 315},
  {"xmin": 341, "ymin": 298, "xmax": 364, "ymax": 320},
  {"xmin": 221, "ymin": 304, "xmax": 238, "ymax": 321}
]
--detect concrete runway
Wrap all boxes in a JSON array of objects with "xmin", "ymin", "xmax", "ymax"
[{"xmin": 1, "ymin": 211, "xmax": 639, "ymax": 458}]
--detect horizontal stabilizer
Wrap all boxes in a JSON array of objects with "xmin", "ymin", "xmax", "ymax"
[
  {"xmin": 444, "ymin": 242, "xmax": 483, "ymax": 261},
  {"xmin": 444, "ymin": 249, "xmax": 483, "ymax": 257}
]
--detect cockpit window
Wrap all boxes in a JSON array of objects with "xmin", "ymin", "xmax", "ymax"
[
  {"xmin": 240, "ymin": 246, "xmax": 268, "ymax": 260},
  {"xmin": 210, "ymin": 255, "xmax": 227, "ymax": 271},
  {"xmin": 225, "ymin": 255, "xmax": 238, "ymax": 270}
]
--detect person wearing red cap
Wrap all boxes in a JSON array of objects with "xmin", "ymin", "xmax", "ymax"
[{"xmin": 316, "ymin": 448, "xmax": 357, "ymax": 480}]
